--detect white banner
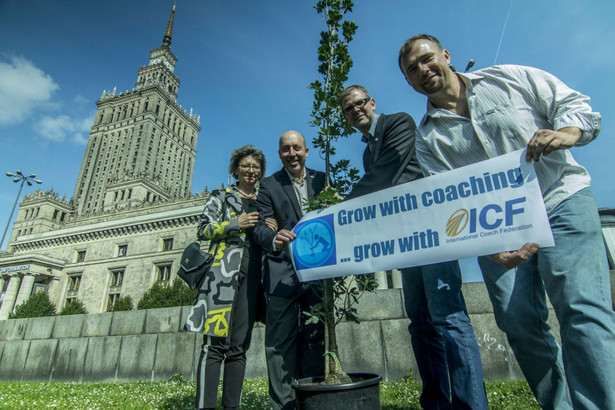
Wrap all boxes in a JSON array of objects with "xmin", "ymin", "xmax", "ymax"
[{"xmin": 290, "ymin": 149, "xmax": 554, "ymax": 282}]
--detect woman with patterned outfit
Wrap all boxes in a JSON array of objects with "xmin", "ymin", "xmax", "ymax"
[{"xmin": 185, "ymin": 145, "xmax": 274, "ymax": 410}]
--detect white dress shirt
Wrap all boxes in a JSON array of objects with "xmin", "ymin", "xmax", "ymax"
[{"xmin": 415, "ymin": 64, "xmax": 601, "ymax": 212}]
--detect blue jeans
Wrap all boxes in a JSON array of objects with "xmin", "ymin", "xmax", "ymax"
[
  {"xmin": 402, "ymin": 261, "xmax": 488, "ymax": 410},
  {"xmin": 479, "ymin": 188, "xmax": 615, "ymax": 410}
]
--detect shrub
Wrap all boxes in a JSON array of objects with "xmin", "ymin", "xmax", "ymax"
[
  {"xmin": 59, "ymin": 299, "xmax": 88, "ymax": 315},
  {"xmin": 8, "ymin": 291, "xmax": 56, "ymax": 319},
  {"xmin": 108, "ymin": 295, "xmax": 134, "ymax": 312},
  {"xmin": 137, "ymin": 278, "xmax": 197, "ymax": 310}
]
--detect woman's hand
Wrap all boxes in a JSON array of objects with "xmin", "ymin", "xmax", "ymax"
[
  {"xmin": 265, "ymin": 217, "xmax": 278, "ymax": 232},
  {"xmin": 238, "ymin": 211, "xmax": 259, "ymax": 229}
]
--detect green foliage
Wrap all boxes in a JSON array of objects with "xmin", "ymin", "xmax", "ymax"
[
  {"xmin": 308, "ymin": 0, "xmax": 362, "ymax": 384},
  {"xmin": 167, "ymin": 373, "xmax": 185, "ymax": 383},
  {"xmin": 137, "ymin": 278, "xmax": 197, "ymax": 310},
  {"xmin": 8, "ymin": 291, "xmax": 56, "ymax": 319},
  {"xmin": 59, "ymin": 299, "xmax": 88, "ymax": 316},
  {"xmin": 0, "ymin": 378, "xmax": 540, "ymax": 409},
  {"xmin": 309, "ymin": 0, "xmax": 359, "ymax": 186},
  {"xmin": 108, "ymin": 295, "xmax": 134, "ymax": 312}
]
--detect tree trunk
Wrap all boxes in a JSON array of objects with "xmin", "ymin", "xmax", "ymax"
[{"xmin": 323, "ymin": 278, "xmax": 351, "ymax": 384}]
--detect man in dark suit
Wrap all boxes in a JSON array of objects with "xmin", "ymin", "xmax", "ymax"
[
  {"xmin": 253, "ymin": 130, "xmax": 325, "ymax": 410},
  {"xmin": 340, "ymin": 85, "xmax": 488, "ymax": 410}
]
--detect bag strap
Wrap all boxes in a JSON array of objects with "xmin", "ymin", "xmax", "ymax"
[{"xmin": 201, "ymin": 189, "xmax": 229, "ymax": 255}]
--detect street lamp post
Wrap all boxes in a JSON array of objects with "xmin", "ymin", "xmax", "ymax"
[{"xmin": 1, "ymin": 170, "xmax": 43, "ymax": 251}]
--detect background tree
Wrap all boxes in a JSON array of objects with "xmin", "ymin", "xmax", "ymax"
[
  {"xmin": 108, "ymin": 295, "xmax": 134, "ymax": 312},
  {"xmin": 309, "ymin": 0, "xmax": 358, "ymax": 190},
  {"xmin": 137, "ymin": 278, "xmax": 197, "ymax": 310},
  {"xmin": 307, "ymin": 0, "xmax": 376, "ymax": 386},
  {"xmin": 8, "ymin": 291, "xmax": 56, "ymax": 319},
  {"xmin": 59, "ymin": 299, "xmax": 88, "ymax": 315}
]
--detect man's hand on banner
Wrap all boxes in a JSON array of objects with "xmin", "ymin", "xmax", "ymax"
[
  {"xmin": 486, "ymin": 242, "xmax": 540, "ymax": 269},
  {"xmin": 274, "ymin": 229, "xmax": 296, "ymax": 250}
]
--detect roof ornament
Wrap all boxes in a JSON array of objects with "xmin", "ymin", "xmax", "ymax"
[{"xmin": 162, "ymin": 4, "xmax": 175, "ymax": 47}]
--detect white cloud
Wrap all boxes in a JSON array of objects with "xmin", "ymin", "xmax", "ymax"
[
  {"xmin": 0, "ymin": 55, "xmax": 59, "ymax": 125},
  {"xmin": 74, "ymin": 94, "xmax": 89, "ymax": 105},
  {"xmin": 34, "ymin": 114, "xmax": 93, "ymax": 145}
]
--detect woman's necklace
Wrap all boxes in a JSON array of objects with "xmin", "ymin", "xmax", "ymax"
[{"xmin": 238, "ymin": 187, "xmax": 256, "ymax": 199}]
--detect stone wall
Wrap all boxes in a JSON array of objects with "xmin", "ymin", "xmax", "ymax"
[{"xmin": 1, "ymin": 275, "xmax": 613, "ymax": 383}]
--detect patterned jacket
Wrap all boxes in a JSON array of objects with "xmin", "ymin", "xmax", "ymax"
[{"xmin": 185, "ymin": 183, "xmax": 251, "ymax": 337}]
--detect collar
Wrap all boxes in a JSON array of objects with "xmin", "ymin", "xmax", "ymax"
[
  {"xmin": 227, "ymin": 180, "xmax": 260, "ymax": 195},
  {"xmin": 284, "ymin": 167, "xmax": 307, "ymax": 184},
  {"xmin": 361, "ymin": 113, "xmax": 381, "ymax": 143},
  {"xmin": 422, "ymin": 72, "xmax": 479, "ymax": 125}
]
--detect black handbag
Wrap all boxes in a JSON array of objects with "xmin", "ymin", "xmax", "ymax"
[
  {"xmin": 178, "ymin": 191, "xmax": 228, "ymax": 290},
  {"xmin": 177, "ymin": 242, "xmax": 214, "ymax": 290}
]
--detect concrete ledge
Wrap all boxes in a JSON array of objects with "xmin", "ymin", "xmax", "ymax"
[
  {"xmin": 0, "ymin": 318, "xmax": 28, "ymax": 341},
  {"xmin": 244, "ymin": 325, "xmax": 267, "ymax": 379},
  {"xmin": 0, "ymin": 340, "xmax": 30, "ymax": 380},
  {"xmin": 110, "ymin": 310, "xmax": 146, "ymax": 336},
  {"xmin": 116, "ymin": 334, "xmax": 157, "ymax": 381},
  {"xmin": 52, "ymin": 314, "xmax": 85, "ymax": 339},
  {"xmin": 153, "ymin": 332, "xmax": 197, "ymax": 381},
  {"xmin": 52, "ymin": 337, "xmax": 89, "ymax": 381},
  {"xmin": 380, "ymin": 319, "xmax": 415, "ymax": 381},
  {"xmin": 82, "ymin": 336, "xmax": 122, "ymax": 382},
  {"xmin": 337, "ymin": 320, "xmax": 385, "ymax": 377},
  {"xmin": 462, "ymin": 281, "xmax": 495, "ymax": 315},
  {"xmin": 0, "ymin": 273, "xmax": 612, "ymax": 383},
  {"xmin": 470, "ymin": 313, "xmax": 520, "ymax": 380},
  {"xmin": 24, "ymin": 316, "xmax": 56, "ymax": 340},
  {"xmin": 145, "ymin": 307, "xmax": 182, "ymax": 334},
  {"xmin": 354, "ymin": 288, "xmax": 405, "ymax": 321},
  {"xmin": 81, "ymin": 312, "xmax": 112, "ymax": 337},
  {"xmin": 23, "ymin": 339, "xmax": 58, "ymax": 381}
]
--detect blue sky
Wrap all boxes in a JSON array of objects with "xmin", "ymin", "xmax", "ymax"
[{"xmin": 1, "ymin": 0, "xmax": 614, "ymax": 281}]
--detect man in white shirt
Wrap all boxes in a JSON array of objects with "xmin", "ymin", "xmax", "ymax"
[{"xmin": 398, "ymin": 33, "xmax": 615, "ymax": 410}]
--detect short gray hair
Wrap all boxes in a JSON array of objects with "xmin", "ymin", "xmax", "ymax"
[{"xmin": 229, "ymin": 145, "xmax": 266, "ymax": 179}]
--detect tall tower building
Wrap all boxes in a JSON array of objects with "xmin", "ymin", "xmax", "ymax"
[
  {"xmin": 72, "ymin": 6, "xmax": 201, "ymax": 216},
  {"xmin": 0, "ymin": 6, "xmax": 208, "ymax": 319}
]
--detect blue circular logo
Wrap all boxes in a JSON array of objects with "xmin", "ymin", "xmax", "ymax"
[{"xmin": 293, "ymin": 218, "xmax": 335, "ymax": 268}]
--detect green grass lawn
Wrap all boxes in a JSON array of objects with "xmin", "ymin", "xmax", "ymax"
[{"xmin": 0, "ymin": 377, "xmax": 539, "ymax": 409}]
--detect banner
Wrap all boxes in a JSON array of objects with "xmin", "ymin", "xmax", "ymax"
[{"xmin": 290, "ymin": 149, "xmax": 554, "ymax": 282}]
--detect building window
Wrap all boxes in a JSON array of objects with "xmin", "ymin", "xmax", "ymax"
[
  {"xmin": 107, "ymin": 293, "xmax": 121, "ymax": 310},
  {"xmin": 162, "ymin": 238, "xmax": 173, "ymax": 251},
  {"xmin": 110, "ymin": 269, "xmax": 124, "ymax": 288},
  {"xmin": 117, "ymin": 244, "xmax": 128, "ymax": 257},
  {"xmin": 68, "ymin": 275, "xmax": 82, "ymax": 292},
  {"xmin": 76, "ymin": 250, "xmax": 86, "ymax": 263},
  {"xmin": 157, "ymin": 264, "xmax": 172, "ymax": 283}
]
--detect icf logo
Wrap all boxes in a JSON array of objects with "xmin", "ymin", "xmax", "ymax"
[
  {"xmin": 446, "ymin": 197, "xmax": 527, "ymax": 237},
  {"xmin": 292, "ymin": 214, "xmax": 337, "ymax": 270}
]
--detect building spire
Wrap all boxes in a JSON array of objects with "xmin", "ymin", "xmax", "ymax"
[{"xmin": 162, "ymin": 4, "xmax": 175, "ymax": 47}]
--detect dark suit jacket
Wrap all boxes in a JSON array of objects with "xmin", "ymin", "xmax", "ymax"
[
  {"xmin": 346, "ymin": 112, "xmax": 423, "ymax": 199},
  {"xmin": 253, "ymin": 167, "xmax": 326, "ymax": 297}
]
